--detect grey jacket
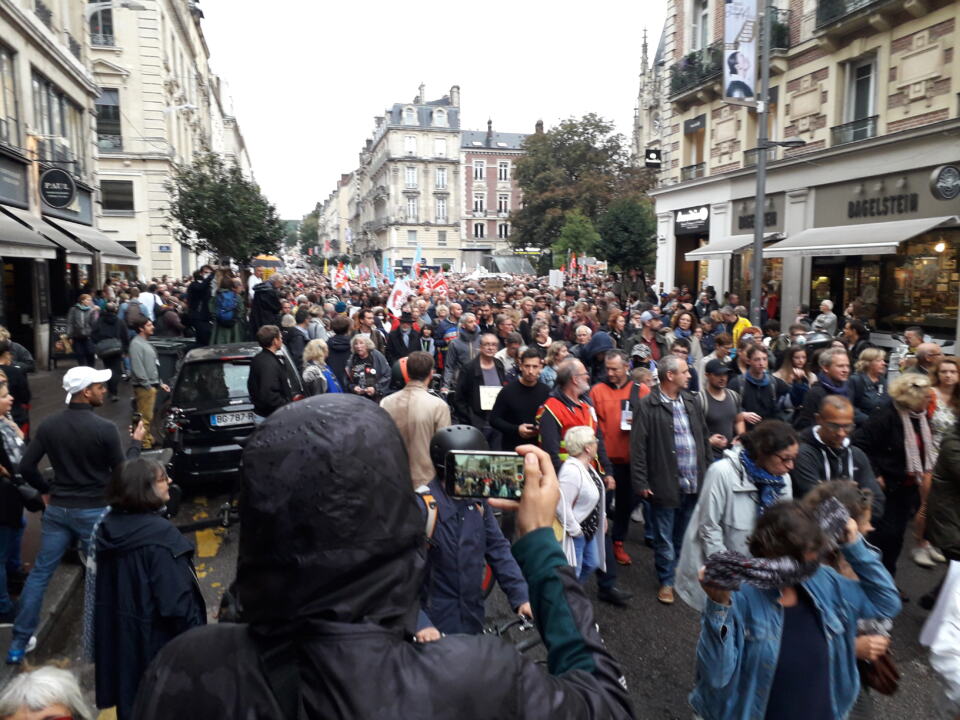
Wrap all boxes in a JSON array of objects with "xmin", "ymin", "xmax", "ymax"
[
  {"xmin": 442, "ymin": 326, "xmax": 481, "ymax": 389},
  {"xmin": 129, "ymin": 335, "xmax": 160, "ymax": 387}
]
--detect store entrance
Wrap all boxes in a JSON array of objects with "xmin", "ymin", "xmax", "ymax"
[
  {"xmin": 2, "ymin": 258, "xmax": 35, "ymax": 357},
  {"xmin": 674, "ymin": 235, "xmax": 703, "ymax": 293},
  {"xmin": 810, "ymin": 258, "xmax": 846, "ymax": 317}
]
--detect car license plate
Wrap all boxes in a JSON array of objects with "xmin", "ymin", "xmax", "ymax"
[{"xmin": 210, "ymin": 411, "xmax": 254, "ymax": 427}]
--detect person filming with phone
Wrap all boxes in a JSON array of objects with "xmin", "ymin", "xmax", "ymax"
[{"xmin": 132, "ymin": 395, "xmax": 634, "ymax": 719}]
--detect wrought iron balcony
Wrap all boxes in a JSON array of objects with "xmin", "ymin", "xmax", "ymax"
[
  {"xmin": 680, "ymin": 162, "xmax": 706, "ymax": 181},
  {"xmin": 90, "ymin": 32, "xmax": 115, "ymax": 46},
  {"xmin": 66, "ymin": 32, "xmax": 82, "ymax": 59},
  {"xmin": 830, "ymin": 115, "xmax": 878, "ymax": 146},
  {"xmin": 770, "ymin": 8, "xmax": 791, "ymax": 51},
  {"xmin": 34, "ymin": 0, "xmax": 53, "ymax": 28},
  {"xmin": 816, "ymin": 0, "xmax": 884, "ymax": 29},
  {"xmin": 669, "ymin": 41, "xmax": 723, "ymax": 100},
  {"xmin": 743, "ymin": 146, "xmax": 779, "ymax": 168},
  {"xmin": 97, "ymin": 134, "xmax": 123, "ymax": 152}
]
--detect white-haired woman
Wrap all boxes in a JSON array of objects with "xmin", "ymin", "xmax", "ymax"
[
  {"xmin": 302, "ymin": 339, "xmax": 343, "ymax": 396},
  {"xmin": 556, "ymin": 425, "xmax": 607, "ymax": 582},
  {"xmin": 812, "ymin": 299, "xmax": 838, "ymax": 336},
  {"xmin": 344, "ymin": 334, "xmax": 391, "ymax": 401},
  {"xmin": 0, "ymin": 666, "xmax": 94, "ymax": 720}
]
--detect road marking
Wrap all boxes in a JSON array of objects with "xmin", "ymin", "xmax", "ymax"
[{"xmin": 195, "ymin": 528, "xmax": 223, "ymax": 559}]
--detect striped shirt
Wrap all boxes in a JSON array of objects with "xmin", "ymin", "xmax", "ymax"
[{"xmin": 660, "ymin": 391, "xmax": 698, "ymax": 494}]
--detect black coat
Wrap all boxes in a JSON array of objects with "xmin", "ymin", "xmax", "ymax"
[
  {"xmin": 249, "ymin": 282, "xmax": 282, "ymax": 333},
  {"xmin": 453, "ymin": 356, "xmax": 506, "ymax": 427},
  {"xmin": 283, "ymin": 327, "xmax": 308, "ymax": 373},
  {"xmin": 928, "ymin": 423, "xmax": 960, "ymax": 560},
  {"xmin": 247, "ymin": 349, "xmax": 294, "ymax": 417},
  {"xmin": 385, "ymin": 327, "xmax": 420, "ymax": 364},
  {"xmin": 852, "ymin": 398, "xmax": 917, "ymax": 493},
  {"xmin": 629, "ymin": 390, "xmax": 711, "ymax": 508},
  {"xmin": 0, "ymin": 437, "xmax": 23, "ymax": 528},
  {"xmin": 95, "ymin": 511, "xmax": 206, "ymax": 720},
  {"xmin": 92, "ymin": 311, "xmax": 129, "ymax": 350}
]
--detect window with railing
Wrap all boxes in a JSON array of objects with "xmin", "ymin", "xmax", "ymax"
[
  {"xmin": 435, "ymin": 197, "xmax": 447, "ymax": 222},
  {"xmin": 770, "ymin": 8, "xmax": 791, "ymax": 51},
  {"xmin": 816, "ymin": 0, "xmax": 883, "ymax": 29},
  {"xmin": 830, "ymin": 115, "xmax": 878, "ymax": 145},
  {"xmin": 32, "ymin": 72, "xmax": 85, "ymax": 177},
  {"xmin": 473, "ymin": 222, "xmax": 485, "ymax": 239},
  {"xmin": 34, "ymin": 0, "xmax": 53, "ymax": 29},
  {"xmin": 435, "ymin": 167, "xmax": 447, "ymax": 189},
  {"xmin": 0, "ymin": 46, "xmax": 18, "ymax": 148},
  {"xmin": 498, "ymin": 222, "xmax": 510, "ymax": 239},
  {"xmin": 405, "ymin": 166, "xmax": 417, "ymax": 188},
  {"xmin": 681, "ymin": 162, "xmax": 706, "ymax": 181},
  {"xmin": 95, "ymin": 87, "xmax": 122, "ymax": 152},
  {"xmin": 406, "ymin": 197, "xmax": 418, "ymax": 222},
  {"xmin": 497, "ymin": 194, "xmax": 509, "ymax": 214},
  {"xmin": 669, "ymin": 41, "xmax": 723, "ymax": 98},
  {"xmin": 743, "ymin": 146, "xmax": 779, "ymax": 168}
]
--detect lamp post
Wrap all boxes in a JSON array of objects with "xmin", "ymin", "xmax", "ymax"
[{"xmin": 750, "ymin": 5, "xmax": 806, "ymax": 326}]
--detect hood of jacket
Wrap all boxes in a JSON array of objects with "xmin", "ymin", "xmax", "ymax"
[
  {"xmin": 458, "ymin": 325, "xmax": 480, "ymax": 343},
  {"xmin": 96, "ymin": 510, "xmax": 192, "ymax": 557},
  {"xmin": 238, "ymin": 394, "xmax": 424, "ymax": 636},
  {"xmin": 326, "ymin": 334, "xmax": 352, "ymax": 353},
  {"xmin": 582, "ymin": 331, "xmax": 614, "ymax": 359},
  {"xmin": 252, "ymin": 281, "xmax": 274, "ymax": 294}
]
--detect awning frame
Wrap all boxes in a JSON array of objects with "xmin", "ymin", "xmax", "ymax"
[
  {"xmin": 0, "ymin": 206, "xmax": 93, "ymax": 265},
  {"xmin": 684, "ymin": 233, "xmax": 784, "ymax": 261},
  {"xmin": 0, "ymin": 206, "xmax": 57, "ymax": 260},
  {"xmin": 762, "ymin": 216, "xmax": 960, "ymax": 258},
  {"xmin": 43, "ymin": 217, "xmax": 139, "ymax": 266}
]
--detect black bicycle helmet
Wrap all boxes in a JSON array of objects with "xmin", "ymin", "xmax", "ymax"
[{"xmin": 429, "ymin": 425, "xmax": 489, "ymax": 476}]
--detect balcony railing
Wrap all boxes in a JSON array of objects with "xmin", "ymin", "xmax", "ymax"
[
  {"xmin": 34, "ymin": 0, "xmax": 53, "ymax": 28},
  {"xmin": 743, "ymin": 146, "xmax": 779, "ymax": 168},
  {"xmin": 90, "ymin": 32, "xmax": 115, "ymax": 46},
  {"xmin": 680, "ymin": 162, "xmax": 706, "ymax": 181},
  {"xmin": 816, "ymin": 0, "xmax": 883, "ymax": 29},
  {"xmin": 97, "ymin": 134, "xmax": 123, "ymax": 152},
  {"xmin": 830, "ymin": 115, "xmax": 878, "ymax": 146},
  {"xmin": 66, "ymin": 32, "xmax": 82, "ymax": 59},
  {"xmin": 770, "ymin": 8, "xmax": 791, "ymax": 51},
  {"xmin": 669, "ymin": 41, "xmax": 723, "ymax": 99},
  {"xmin": 38, "ymin": 138, "xmax": 81, "ymax": 175}
]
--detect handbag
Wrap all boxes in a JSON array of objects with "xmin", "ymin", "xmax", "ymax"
[
  {"xmin": 859, "ymin": 650, "xmax": 901, "ymax": 695},
  {"xmin": 95, "ymin": 337, "xmax": 123, "ymax": 358}
]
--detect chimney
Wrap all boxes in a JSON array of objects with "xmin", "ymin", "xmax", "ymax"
[
  {"xmin": 418, "ymin": 82, "xmax": 425, "ymax": 103},
  {"xmin": 535, "ymin": 119, "xmax": 544, "ymax": 134},
  {"xmin": 486, "ymin": 119, "xmax": 493, "ymax": 146},
  {"xmin": 449, "ymin": 85, "xmax": 460, "ymax": 107}
]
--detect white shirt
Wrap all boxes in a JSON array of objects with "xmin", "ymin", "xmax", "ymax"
[
  {"xmin": 138, "ymin": 292, "xmax": 157, "ymax": 321},
  {"xmin": 248, "ymin": 274, "xmax": 260, "ymax": 297}
]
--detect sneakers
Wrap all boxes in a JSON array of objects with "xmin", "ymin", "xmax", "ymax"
[
  {"xmin": 6, "ymin": 636, "xmax": 36, "ymax": 666},
  {"xmin": 630, "ymin": 506, "xmax": 645, "ymax": 523},
  {"xmin": 612, "ymin": 541, "xmax": 632, "ymax": 565},
  {"xmin": 929, "ymin": 546, "xmax": 947, "ymax": 563},
  {"xmin": 657, "ymin": 586, "xmax": 675, "ymax": 605},
  {"xmin": 913, "ymin": 545, "xmax": 936, "ymax": 568}
]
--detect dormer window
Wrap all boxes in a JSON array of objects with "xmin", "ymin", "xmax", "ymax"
[
  {"xmin": 403, "ymin": 107, "xmax": 417, "ymax": 125},
  {"xmin": 433, "ymin": 109, "xmax": 447, "ymax": 127}
]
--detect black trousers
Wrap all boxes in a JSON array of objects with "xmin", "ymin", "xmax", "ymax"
[
  {"xmin": 101, "ymin": 354, "xmax": 123, "ymax": 396},
  {"xmin": 868, "ymin": 484, "xmax": 920, "ymax": 577},
  {"xmin": 610, "ymin": 463, "xmax": 635, "ymax": 543}
]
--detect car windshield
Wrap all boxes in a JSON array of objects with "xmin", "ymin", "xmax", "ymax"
[{"xmin": 173, "ymin": 360, "xmax": 250, "ymax": 405}]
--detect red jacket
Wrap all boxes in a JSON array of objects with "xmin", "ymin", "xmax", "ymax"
[{"xmin": 590, "ymin": 381, "xmax": 649, "ymax": 464}]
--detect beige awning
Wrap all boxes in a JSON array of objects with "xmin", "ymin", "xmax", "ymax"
[
  {"xmin": 43, "ymin": 217, "xmax": 139, "ymax": 265},
  {"xmin": 763, "ymin": 216, "xmax": 960, "ymax": 258},
  {"xmin": 0, "ymin": 206, "xmax": 57, "ymax": 259},
  {"xmin": 1, "ymin": 206, "xmax": 93, "ymax": 264},
  {"xmin": 684, "ymin": 233, "xmax": 782, "ymax": 261}
]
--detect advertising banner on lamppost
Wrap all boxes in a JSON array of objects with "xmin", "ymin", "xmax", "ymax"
[{"xmin": 724, "ymin": 0, "xmax": 757, "ymax": 103}]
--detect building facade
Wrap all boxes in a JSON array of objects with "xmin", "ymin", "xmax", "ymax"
[
  {"xmin": 90, "ymin": 0, "xmax": 250, "ymax": 280},
  {"xmin": 460, "ymin": 121, "xmax": 527, "ymax": 269},
  {"xmin": 637, "ymin": 0, "xmax": 960, "ymax": 340}
]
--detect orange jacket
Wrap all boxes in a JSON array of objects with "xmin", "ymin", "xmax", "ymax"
[{"xmin": 590, "ymin": 381, "xmax": 649, "ymax": 464}]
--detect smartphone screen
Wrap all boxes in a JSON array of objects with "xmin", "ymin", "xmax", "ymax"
[{"xmin": 444, "ymin": 451, "xmax": 525, "ymax": 500}]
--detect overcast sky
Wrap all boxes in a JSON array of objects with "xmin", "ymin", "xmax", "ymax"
[{"xmin": 199, "ymin": 0, "xmax": 667, "ymax": 220}]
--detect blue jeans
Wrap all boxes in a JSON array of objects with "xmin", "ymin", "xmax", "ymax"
[
  {"xmin": 5, "ymin": 515, "xmax": 24, "ymax": 576},
  {"xmin": 649, "ymin": 493, "xmax": 698, "ymax": 587},
  {"xmin": 11, "ymin": 505, "xmax": 107, "ymax": 649},
  {"xmin": 572, "ymin": 532, "xmax": 602, "ymax": 583},
  {"xmin": 0, "ymin": 527, "xmax": 18, "ymax": 614}
]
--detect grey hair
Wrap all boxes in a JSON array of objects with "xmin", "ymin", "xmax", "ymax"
[
  {"xmin": 658, "ymin": 353, "xmax": 684, "ymax": 383},
  {"xmin": 818, "ymin": 347, "xmax": 848, "ymax": 369},
  {"xmin": 351, "ymin": 334, "xmax": 375, "ymax": 351},
  {"xmin": 460, "ymin": 312, "xmax": 476, "ymax": 326},
  {"xmin": 564, "ymin": 425, "xmax": 598, "ymax": 457},
  {"xmin": 820, "ymin": 299, "xmax": 833, "ymax": 310},
  {"xmin": 555, "ymin": 358, "xmax": 584, "ymax": 388},
  {"xmin": 0, "ymin": 666, "xmax": 94, "ymax": 720}
]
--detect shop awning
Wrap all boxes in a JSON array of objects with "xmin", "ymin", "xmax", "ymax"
[
  {"xmin": 684, "ymin": 233, "xmax": 782, "ymax": 261},
  {"xmin": 43, "ymin": 217, "xmax": 139, "ymax": 266},
  {"xmin": 0, "ymin": 206, "xmax": 57, "ymax": 259},
  {"xmin": 763, "ymin": 216, "xmax": 960, "ymax": 258},
  {"xmin": 0, "ymin": 206, "xmax": 93, "ymax": 265}
]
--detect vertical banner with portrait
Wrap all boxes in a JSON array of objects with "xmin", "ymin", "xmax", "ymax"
[{"xmin": 724, "ymin": 0, "xmax": 758, "ymax": 103}]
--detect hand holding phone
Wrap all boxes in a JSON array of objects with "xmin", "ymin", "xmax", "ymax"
[{"xmin": 445, "ymin": 451, "xmax": 526, "ymax": 500}]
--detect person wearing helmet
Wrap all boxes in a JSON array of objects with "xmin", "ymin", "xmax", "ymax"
[{"xmin": 415, "ymin": 425, "xmax": 531, "ymax": 643}]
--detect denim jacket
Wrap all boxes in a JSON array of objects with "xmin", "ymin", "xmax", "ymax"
[{"xmin": 690, "ymin": 536, "xmax": 901, "ymax": 720}]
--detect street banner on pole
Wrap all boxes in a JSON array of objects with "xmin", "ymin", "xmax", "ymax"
[{"xmin": 724, "ymin": 0, "xmax": 758, "ymax": 102}]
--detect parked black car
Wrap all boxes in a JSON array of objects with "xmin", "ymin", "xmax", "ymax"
[{"xmin": 161, "ymin": 343, "xmax": 303, "ymax": 483}]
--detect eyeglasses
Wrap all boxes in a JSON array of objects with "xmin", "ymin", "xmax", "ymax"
[
  {"xmin": 822, "ymin": 421, "xmax": 855, "ymax": 432},
  {"xmin": 774, "ymin": 452, "xmax": 797, "ymax": 466}
]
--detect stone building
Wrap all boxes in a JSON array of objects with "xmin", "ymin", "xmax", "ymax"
[{"xmin": 636, "ymin": 0, "xmax": 960, "ymax": 342}]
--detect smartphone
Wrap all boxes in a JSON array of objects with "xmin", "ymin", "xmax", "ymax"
[{"xmin": 444, "ymin": 450, "xmax": 525, "ymax": 500}]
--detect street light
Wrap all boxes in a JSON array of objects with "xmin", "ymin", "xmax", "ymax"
[{"xmin": 749, "ymin": 7, "xmax": 807, "ymax": 326}]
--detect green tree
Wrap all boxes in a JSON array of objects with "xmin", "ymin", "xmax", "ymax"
[
  {"xmin": 554, "ymin": 210, "xmax": 600, "ymax": 266},
  {"xmin": 596, "ymin": 198, "xmax": 657, "ymax": 273},
  {"xmin": 166, "ymin": 152, "xmax": 284, "ymax": 262},
  {"xmin": 282, "ymin": 220, "xmax": 300, "ymax": 248},
  {"xmin": 299, "ymin": 211, "xmax": 319, "ymax": 254}
]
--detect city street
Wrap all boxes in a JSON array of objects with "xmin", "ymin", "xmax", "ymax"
[{"xmin": 9, "ymin": 366, "xmax": 946, "ymax": 718}]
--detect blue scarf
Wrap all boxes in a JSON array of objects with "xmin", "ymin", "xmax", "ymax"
[
  {"xmin": 674, "ymin": 327, "xmax": 692, "ymax": 339},
  {"xmin": 817, "ymin": 371, "xmax": 849, "ymax": 397},
  {"xmin": 744, "ymin": 370, "xmax": 771, "ymax": 388},
  {"xmin": 740, "ymin": 450, "xmax": 787, "ymax": 516}
]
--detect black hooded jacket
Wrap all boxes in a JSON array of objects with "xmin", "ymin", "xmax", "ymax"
[
  {"xmin": 133, "ymin": 395, "xmax": 634, "ymax": 720},
  {"xmin": 95, "ymin": 511, "xmax": 206, "ymax": 720}
]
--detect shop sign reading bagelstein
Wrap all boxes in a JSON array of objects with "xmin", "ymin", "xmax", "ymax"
[{"xmin": 674, "ymin": 205, "xmax": 709, "ymax": 235}]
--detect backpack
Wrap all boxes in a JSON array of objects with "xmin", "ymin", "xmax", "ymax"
[
  {"xmin": 124, "ymin": 300, "xmax": 143, "ymax": 328},
  {"xmin": 215, "ymin": 290, "xmax": 238, "ymax": 327}
]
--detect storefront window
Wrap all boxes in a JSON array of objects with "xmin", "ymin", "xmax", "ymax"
[
  {"xmin": 731, "ymin": 250, "xmax": 783, "ymax": 311},
  {"xmin": 877, "ymin": 231, "xmax": 959, "ymax": 334}
]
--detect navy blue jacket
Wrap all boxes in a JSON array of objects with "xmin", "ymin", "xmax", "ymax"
[
  {"xmin": 95, "ymin": 511, "xmax": 206, "ymax": 720},
  {"xmin": 418, "ymin": 478, "xmax": 529, "ymax": 634}
]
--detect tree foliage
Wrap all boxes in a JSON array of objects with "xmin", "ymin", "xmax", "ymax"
[
  {"xmin": 299, "ymin": 211, "xmax": 319, "ymax": 254},
  {"xmin": 555, "ymin": 210, "xmax": 600, "ymax": 262},
  {"xmin": 510, "ymin": 114, "xmax": 656, "ymax": 268},
  {"xmin": 166, "ymin": 152, "xmax": 284, "ymax": 262},
  {"xmin": 596, "ymin": 198, "xmax": 657, "ymax": 273}
]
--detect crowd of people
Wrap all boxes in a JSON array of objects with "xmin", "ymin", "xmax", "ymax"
[{"xmin": 0, "ymin": 259, "xmax": 959, "ymax": 719}]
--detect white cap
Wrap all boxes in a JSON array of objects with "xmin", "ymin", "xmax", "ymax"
[{"xmin": 63, "ymin": 366, "xmax": 112, "ymax": 404}]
